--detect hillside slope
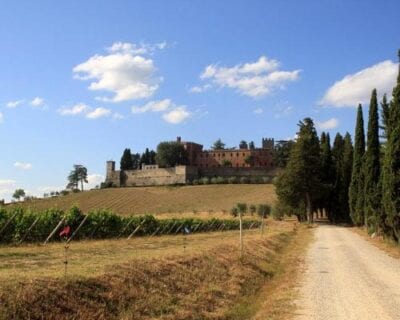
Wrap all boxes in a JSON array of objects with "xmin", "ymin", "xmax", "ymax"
[{"xmin": 16, "ymin": 184, "xmax": 276, "ymax": 215}]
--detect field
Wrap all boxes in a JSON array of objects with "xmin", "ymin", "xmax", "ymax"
[
  {"xmin": 13, "ymin": 184, "xmax": 276, "ymax": 216},
  {"xmin": 0, "ymin": 220, "xmax": 308, "ymax": 320}
]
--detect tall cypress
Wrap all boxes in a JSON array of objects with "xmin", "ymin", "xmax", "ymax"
[
  {"xmin": 349, "ymin": 104, "xmax": 365, "ymax": 225},
  {"xmin": 120, "ymin": 148, "xmax": 133, "ymax": 170},
  {"xmin": 332, "ymin": 133, "xmax": 345, "ymax": 222},
  {"xmin": 342, "ymin": 133, "xmax": 354, "ymax": 222},
  {"xmin": 364, "ymin": 89, "xmax": 381, "ymax": 231},
  {"xmin": 382, "ymin": 50, "xmax": 400, "ymax": 242},
  {"xmin": 319, "ymin": 132, "xmax": 334, "ymax": 219}
]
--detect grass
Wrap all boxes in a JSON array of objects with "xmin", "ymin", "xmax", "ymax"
[
  {"xmin": 0, "ymin": 220, "xmax": 303, "ymax": 320},
  {"xmin": 10, "ymin": 184, "xmax": 276, "ymax": 216}
]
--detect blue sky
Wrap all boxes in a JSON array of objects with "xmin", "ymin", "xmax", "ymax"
[{"xmin": 0, "ymin": 0, "xmax": 399, "ymax": 200}]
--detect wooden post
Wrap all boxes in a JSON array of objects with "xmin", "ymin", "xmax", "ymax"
[
  {"xmin": 0, "ymin": 210, "xmax": 20, "ymax": 238},
  {"xmin": 117, "ymin": 217, "xmax": 135, "ymax": 238},
  {"xmin": 150, "ymin": 226, "xmax": 162, "ymax": 237},
  {"xmin": 166, "ymin": 221, "xmax": 178, "ymax": 234},
  {"xmin": 175, "ymin": 222, "xmax": 185, "ymax": 234},
  {"xmin": 239, "ymin": 212, "xmax": 243, "ymax": 259},
  {"xmin": 19, "ymin": 216, "xmax": 40, "ymax": 244},
  {"xmin": 127, "ymin": 220, "xmax": 146, "ymax": 239},
  {"xmin": 67, "ymin": 215, "xmax": 89, "ymax": 244},
  {"xmin": 43, "ymin": 217, "xmax": 65, "ymax": 245},
  {"xmin": 193, "ymin": 222, "xmax": 202, "ymax": 233}
]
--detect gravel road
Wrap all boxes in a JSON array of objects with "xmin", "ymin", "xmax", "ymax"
[{"xmin": 295, "ymin": 224, "xmax": 400, "ymax": 320}]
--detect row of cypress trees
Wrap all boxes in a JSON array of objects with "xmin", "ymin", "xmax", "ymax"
[{"xmin": 350, "ymin": 50, "xmax": 400, "ymax": 242}]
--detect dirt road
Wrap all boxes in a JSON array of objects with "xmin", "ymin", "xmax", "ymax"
[{"xmin": 295, "ymin": 224, "xmax": 400, "ymax": 320}]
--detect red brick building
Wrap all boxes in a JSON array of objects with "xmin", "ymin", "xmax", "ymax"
[{"xmin": 177, "ymin": 137, "xmax": 274, "ymax": 170}]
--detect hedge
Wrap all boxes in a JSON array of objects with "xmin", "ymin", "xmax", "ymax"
[{"xmin": 0, "ymin": 206, "xmax": 261, "ymax": 244}]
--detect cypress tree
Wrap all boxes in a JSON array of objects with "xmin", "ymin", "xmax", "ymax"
[
  {"xmin": 349, "ymin": 104, "xmax": 365, "ymax": 225},
  {"xmin": 382, "ymin": 50, "xmax": 400, "ymax": 242},
  {"xmin": 319, "ymin": 132, "xmax": 334, "ymax": 219},
  {"xmin": 364, "ymin": 89, "xmax": 381, "ymax": 231},
  {"xmin": 120, "ymin": 148, "xmax": 133, "ymax": 170},
  {"xmin": 332, "ymin": 133, "xmax": 345, "ymax": 222},
  {"xmin": 342, "ymin": 133, "xmax": 353, "ymax": 222}
]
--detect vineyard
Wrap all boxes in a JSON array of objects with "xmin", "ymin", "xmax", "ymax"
[{"xmin": 10, "ymin": 184, "xmax": 276, "ymax": 215}]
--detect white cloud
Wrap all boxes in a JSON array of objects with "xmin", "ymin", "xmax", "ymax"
[
  {"xmin": 58, "ymin": 103, "xmax": 113, "ymax": 120},
  {"xmin": 30, "ymin": 97, "xmax": 45, "ymax": 107},
  {"xmin": 132, "ymin": 99, "xmax": 172, "ymax": 113},
  {"xmin": 112, "ymin": 112, "xmax": 125, "ymax": 120},
  {"xmin": 0, "ymin": 112, "xmax": 3, "ymax": 123},
  {"xmin": 58, "ymin": 103, "xmax": 90, "ymax": 116},
  {"xmin": 316, "ymin": 118, "xmax": 339, "ymax": 130},
  {"xmin": 14, "ymin": 162, "xmax": 32, "ymax": 170},
  {"xmin": 320, "ymin": 60, "xmax": 398, "ymax": 107},
  {"xmin": 189, "ymin": 84, "xmax": 211, "ymax": 93},
  {"xmin": 253, "ymin": 107, "xmax": 263, "ymax": 114},
  {"xmin": 162, "ymin": 107, "xmax": 190, "ymax": 124},
  {"xmin": 85, "ymin": 173, "xmax": 104, "ymax": 189},
  {"xmin": 86, "ymin": 107, "xmax": 111, "ymax": 119},
  {"xmin": 132, "ymin": 99, "xmax": 191, "ymax": 124},
  {"xmin": 0, "ymin": 179, "xmax": 17, "ymax": 199},
  {"xmin": 196, "ymin": 56, "xmax": 301, "ymax": 98},
  {"xmin": 6, "ymin": 99, "xmax": 24, "ymax": 108},
  {"xmin": 73, "ymin": 42, "xmax": 163, "ymax": 103}
]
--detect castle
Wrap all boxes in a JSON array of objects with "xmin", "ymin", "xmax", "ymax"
[{"xmin": 105, "ymin": 137, "xmax": 275, "ymax": 187}]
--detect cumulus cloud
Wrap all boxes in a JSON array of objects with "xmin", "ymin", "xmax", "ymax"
[
  {"xmin": 73, "ymin": 42, "xmax": 164, "ymax": 103},
  {"xmin": 6, "ymin": 99, "xmax": 24, "ymax": 108},
  {"xmin": 132, "ymin": 99, "xmax": 190, "ymax": 124},
  {"xmin": 316, "ymin": 118, "xmax": 339, "ymax": 130},
  {"xmin": 189, "ymin": 84, "xmax": 211, "ymax": 93},
  {"xmin": 195, "ymin": 56, "xmax": 301, "ymax": 98},
  {"xmin": 162, "ymin": 107, "xmax": 190, "ymax": 124},
  {"xmin": 58, "ymin": 103, "xmax": 118, "ymax": 120},
  {"xmin": 14, "ymin": 162, "xmax": 32, "ymax": 170},
  {"xmin": 0, "ymin": 179, "xmax": 17, "ymax": 199},
  {"xmin": 320, "ymin": 60, "xmax": 398, "ymax": 107},
  {"xmin": 86, "ymin": 107, "xmax": 111, "ymax": 119},
  {"xmin": 85, "ymin": 174, "xmax": 104, "ymax": 189},
  {"xmin": 30, "ymin": 97, "xmax": 45, "ymax": 107}
]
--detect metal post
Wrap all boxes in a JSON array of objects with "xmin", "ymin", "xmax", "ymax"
[
  {"xmin": 43, "ymin": 217, "xmax": 65, "ymax": 245},
  {"xmin": 67, "ymin": 215, "xmax": 89, "ymax": 244},
  {"xmin": 19, "ymin": 216, "xmax": 40, "ymax": 244},
  {"xmin": 0, "ymin": 210, "xmax": 20, "ymax": 238},
  {"xmin": 127, "ymin": 220, "xmax": 146, "ymax": 239}
]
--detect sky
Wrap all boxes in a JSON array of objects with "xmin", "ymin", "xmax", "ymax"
[{"xmin": 0, "ymin": 0, "xmax": 399, "ymax": 201}]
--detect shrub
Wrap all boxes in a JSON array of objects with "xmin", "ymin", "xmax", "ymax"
[
  {"xmin": 230, "ymin": 207, "xmax": 239, "ymax": 217},
  {"xmin": 257, "ymin": 204, "xmax": 272, "ymax": 218},
  {"xmin": 250, "ymin": 176, "xmax": 263, "ymax": 184},
  {"xmin": 236, "ymin": 203, "xmax": 247, "ymax": 215},
  {"xmin": 200, "ymin": 177, "xmax": 210, "ymax": 185},
  {"xmin": 216, "ymin": 176, "xmax": 226, "ymax": 184},
  {"xmin": 210, "ymin": 177, "xmax": 218, "ymax": 184},
  {"xmin": 249, "ymin": 204, "xmax": 256, "ymax": 215},
  {"xmin": 192, "ymin": 179, "xmax": 199, "ymax": 185},
  {"xmin": 271, "ymin": 202, "xmax": 286, "ymax": 221},
  {"xmin": 228, "ymin": 176, "xmax": 238, "ymax": 184},
  {"xmin": 240, "ymin": 177, "xmax": 250, "ymax": 184}
]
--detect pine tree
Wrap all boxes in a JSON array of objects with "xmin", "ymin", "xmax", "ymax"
[
  {"xmin": 120, "ymin": 148, "xmax": 133, "ymax": 170},
  {"xmin": 364, "ymin": 89, "xmax": 381, "ymax": 231},
  {"xmin": 349, "ymin": 104, "xmax": 365, "ymax": 225},
  {"xmin": 275, "ymin": 118, "xmax": 321, "ymax": 223},
  {"xmin": 382, "ymin": 50, "xmax": 400, "ymax": 242}
]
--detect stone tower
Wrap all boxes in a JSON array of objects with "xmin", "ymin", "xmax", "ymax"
[
  {"xmin": 262, "ymin": 138, "xmax": 275, "ymax": 149},
  {"xmin": 106, "ymin": 160, "xmax": 115, "ymax": 176}
]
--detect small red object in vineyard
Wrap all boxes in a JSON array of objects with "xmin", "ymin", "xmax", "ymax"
[{"xmin": 59, "ymin": 226, "xmax": 71, "ymax": 238}]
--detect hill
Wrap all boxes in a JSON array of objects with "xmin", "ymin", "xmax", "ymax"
[{"xmin": 15, "ymin": 184, "xmax": 276, "ymax": 216}]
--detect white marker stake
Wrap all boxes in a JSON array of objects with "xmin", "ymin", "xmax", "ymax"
[{"xmin": 239, "ymin": 212, "xmax": 243, "ymax": 259}]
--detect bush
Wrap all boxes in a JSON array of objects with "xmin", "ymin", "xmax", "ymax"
[
  {"xmin": 200, "ymin": 177, "xmax": 210, "ymax": 185},
  {"xmin": 230, "ymin": 207, "xmax": 239, "ymax": 217},
  {"xmin": 216, "ymin": 176, "xmax": 226, "ymax": 184},
  {"xmin": 262, "ymin": 176, "xmax": 272, "ymax": 184},
  {"xmin": 257, "ymin": 204, "xmax": 272, "ymax": 218},
  {"xmin": 249, "ymin": 204, "xmax": 256, "ymax": 215},
  {"xmin": 210, "ymin": 177, "xmax": 218, "ymax": 184},
  {"xmin": 192, "ymin": 179, "xmax": 199, "ymax": 185},
  {"xmin": 236, "ymin": 203, "xmax": 247, "ymax": 215},
  {"xmin": 240, "ymin": 177, "xmax": 250, "ymax": 184},
  {"xmin": 271, "ymin": 202, "xmax": 286, "ymax": 221},
  {"xmin": 228, "ymin": 176, "xmax": 238, "ymax": 184}
]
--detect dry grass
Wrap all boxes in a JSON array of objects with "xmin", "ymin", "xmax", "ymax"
[
  {"xmin": 11, "ymin": 184, "xmax": 276, "ymax": 216},
  {"xmin": 0, "ymin": 220, "xmax": 299, "ymax": 320},
  {"xmin": 351, "ymin": 227, "xmax": 400, "ymax": 259}
]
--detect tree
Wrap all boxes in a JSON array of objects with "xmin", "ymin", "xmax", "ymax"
[
  {"xmin": 239, "ymin": 140, "xmax": 248, "ymax": 149},
  {"xmin": 349, "ymin": 104, "xmax": 365, "ymax": 225},
  {"xmin": 12, "ymin": 189, "xmax": 25, "ymax": 201},
  {"xmin": 244, "ymin": 155, "xmax": 254, "ymax": 166},
  {"xmin": 120, "ymin": 148, "xmax": 133, "ymax": 170},
  {"xmin": 221, "ymin": 159, "xmax": 232, "ymax": 167},
  {"xmin": 275, "ymin": 118, "xmax": 321, "ymax": 223},
  {"xmin": 273, "ymin": 140, "xmax": 295, "ymax": 168},
  {"xmin": 380, "ymin": 94, "xmax": 390, "ymax": 140},
  {"xmin": 381, "ymin": 50, "xmax": 400, "ymax": 242},
  {"xmin": 249, "ymin": 141, "xmax": 255, "ymax": 150},
  {"xmin": 341, "ymin": 133, "xmax": 354, "ymax": 222},
  {"xmin": 212, "ymin": 139, "xmax": 226, "ymax": 150},
  {"xmin": 364, "ymin": 89, "xmax": 381, "ymax": 231},
  {"xmin": 67, "ymin": 165, "xmax": 88, "ymax": 191},
  {"xmin": 319, "ymin": 132, "xmax": 335, "ymax": 219},
  {"xmin": 156, "ymin": 142, "xmax": 188, "ymax": 168}
]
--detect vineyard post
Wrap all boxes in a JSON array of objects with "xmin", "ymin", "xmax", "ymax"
[
  {"xmin": 118, "ymin": 217, "xmax": 135, "ymax": 238},
  {"xmin": 175, "ymin": 222, "xmax": 185, "ymax": 234},
  {"xmin": 261, "ymin": 215, "xmax": 265, "ymax": 236},
  {"xmin": 67, "ymin": 215, "xmax": 89, "ymax": 244},
  {"xmin": 150, "ymin": 226, "xmax": 162, "ymax": 237},
  {"xmin": 43, "ymin": 217, "xmax": 65, "ymax": 245},
  {"xmin": 239, "ymin": 212, "xmax": 243, "ymax": 259},
  {"xmin": 127, "ymin": 220, "xmax": 146, "ymax": 239},
  {"xmin": 0, "ymin": 210, "xmax": 20, "ymax": 239},
  {"xmin": 166, "ymin": 221, "xmax": 178, "ymax": 234},
  {"xmin": 19, "ymin": 216, "xmax": 40, "ymax": 244}
]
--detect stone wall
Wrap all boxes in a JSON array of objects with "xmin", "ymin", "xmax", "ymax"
[{"xmin": 199, "ymin": 167, "xmax": 273, "ymax": 178}]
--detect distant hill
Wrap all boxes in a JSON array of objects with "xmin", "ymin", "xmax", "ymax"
[{"xmin": 13, "ymin": 184, "xmax": 276, "ymax": 216}]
